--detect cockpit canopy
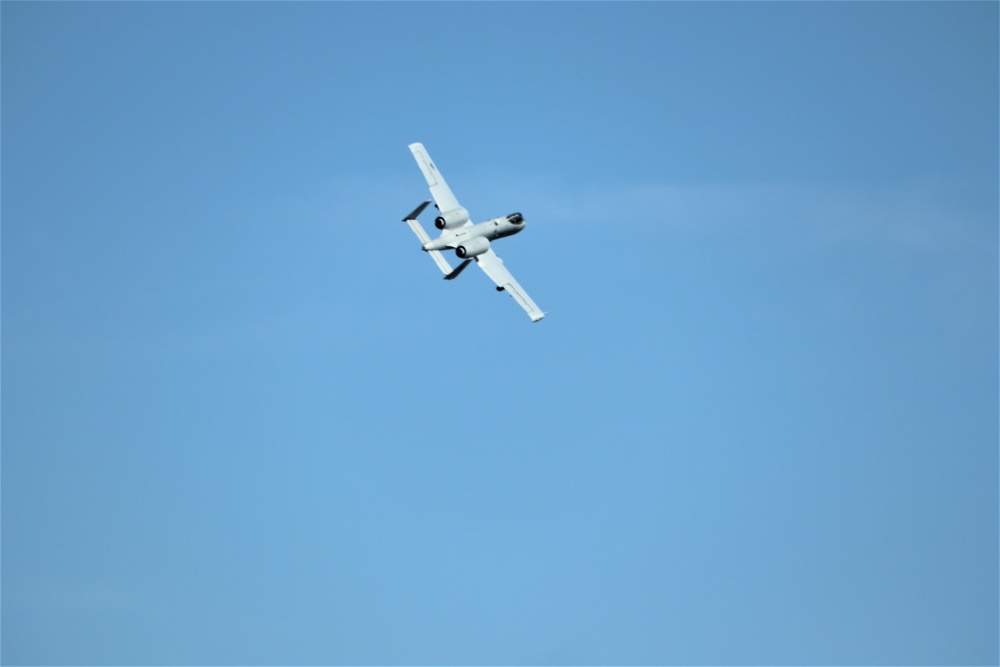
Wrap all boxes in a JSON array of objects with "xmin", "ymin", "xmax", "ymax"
[{"xmin": 507, "ymin": 212, "xmax": 524, "ymax": 225}]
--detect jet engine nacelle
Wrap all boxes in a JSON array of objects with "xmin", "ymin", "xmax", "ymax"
[
  {"xmin": 455, "ymin": 236, "xmax": 490, "ymax": 259},
  {"xmin": 435, "ymin": 207, "xmax": 470, "ymax": 230}
]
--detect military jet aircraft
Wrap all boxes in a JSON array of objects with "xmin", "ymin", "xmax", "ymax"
[{"xmin": 403, "ymin": 142, "xmax": 544, "ymax": 322}]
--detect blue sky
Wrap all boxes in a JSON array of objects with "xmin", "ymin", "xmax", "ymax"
[{"xmin": 2, "ymin": 2, "xmax": 997, "ymax": 665}]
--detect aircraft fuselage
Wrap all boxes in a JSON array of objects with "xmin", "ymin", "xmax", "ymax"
[{"xmin": 421, "ymin": 213, "xmax": 525, "ymax": 253}]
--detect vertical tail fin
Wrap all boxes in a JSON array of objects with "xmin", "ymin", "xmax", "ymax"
[{"xmin": 403, "ymin": 201, "xmax": 456, "ymax": 277}]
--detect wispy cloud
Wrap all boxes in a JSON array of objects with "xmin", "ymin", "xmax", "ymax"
[{"xmin": 530, "ymin": 180, "xmax": 995, "ymax": 257}]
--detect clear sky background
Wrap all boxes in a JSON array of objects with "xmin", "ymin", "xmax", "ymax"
[{"xmin": 2, "ymin": 2, "xmax": 997, "ymax": 665}]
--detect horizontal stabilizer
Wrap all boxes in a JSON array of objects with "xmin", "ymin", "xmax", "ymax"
[{"xmin": 405, "ymin": 218, "xmax": 455, "ymax": 276}]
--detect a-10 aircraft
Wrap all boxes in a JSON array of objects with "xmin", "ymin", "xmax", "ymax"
[{"xmin": 403, "ymin": 142, "xmax": 544, "ymax": 322}]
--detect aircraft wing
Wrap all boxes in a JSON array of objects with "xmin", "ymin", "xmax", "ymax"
[
  {"xmin": 408, "ymin": 142, "xmax": 462, "ymax": 214},
  {"xmin": 475, "ymin": 249, "xmax": 545, "ymax": 322}
]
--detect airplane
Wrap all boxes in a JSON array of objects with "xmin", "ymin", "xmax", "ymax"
[{"xmin": 403, "ymin": 142, "xmax": 545, "ymax": 323}]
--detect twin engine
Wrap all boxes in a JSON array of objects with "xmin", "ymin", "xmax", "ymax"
[
  {"xmin": 435, "ymin": 207, "xmax": 470, "ymax": 230},
  {"xmin": 455, "ymin": 236, "xmax": 490, "ymax": 258}
]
